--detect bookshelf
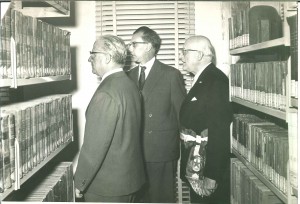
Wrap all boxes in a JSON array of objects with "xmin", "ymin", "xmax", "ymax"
[
  {"xmin": 230, "ymin": 37, "xmax": 287, "ymax": 55},
  {"xmin": 233, "ymin": 148, "xmax": 288, "ymax": 203},
  {"xmin": 11, "ymin": 0, "xmax": 70, "ymax": 18},
  {"xmin": 0, "ymin": 138, "xmax": 72, "ymax": 199},
  {"xmin": 0, "ymin": 75, "xmax": 71, "ymax": 88},
  {"xmin": 0, "ymin": 0, "xmax": 73, "ymax": 202},
  {"xmin": 231, "ymin": 97, "xmax": 286, "ymax": 120},
  {"xmin": 227, "ymin": 2, "xmax": 298, "ymax": 204}
]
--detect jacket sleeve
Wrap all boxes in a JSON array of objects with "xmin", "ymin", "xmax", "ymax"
[
  {"xmin": 171, "ymin": 70, "xmax": 187, "ymax": 125},
  {"xmin": 204, "ymin": 79, "xmax": 232, "ymax": 182},
  {"xmin": 74, "ymin": 92, "xmax": 119, "ymax": 191}
]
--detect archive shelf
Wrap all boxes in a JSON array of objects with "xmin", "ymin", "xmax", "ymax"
[
  {"xmin": 228, "ymin": 2, "xmax": 297, "ymax": 204},
  {"xmin": 232, "ymin": 148, "xmax": 288, "ymax": 203},
  {"xmin": 0, "ymin": 137, "xmax": 73, "ymax": 200},
  {"xmin": 0, "ymin": 75, "xmax": 72, "ymax": 88},
  {"xmin": 11, "ymin": 0, "xmax": 70, "ymax": 18},
  {"xmin": 231, "ymin": 97, "xmax": 286, "ymax": 120},
  {"xmin": 230, "ymin": 37, "xmax": 287, "ymax": 55},
  {"xmin": 1, "ymin": 0, "xmax": 73, "ymax": 202}
]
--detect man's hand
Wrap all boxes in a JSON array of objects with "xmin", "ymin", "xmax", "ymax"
[
  {"xmin": 75, "ymin": 188, "xmax": 83, "ymax": 199},
  {"xmin": 201, "ymin": 177, "xmax": 218, "ymax": 196}
]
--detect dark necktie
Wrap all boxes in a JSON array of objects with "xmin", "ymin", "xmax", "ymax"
[{"xmin": 139, "ymin": 66, "xmax": 146, "ymax": 90}]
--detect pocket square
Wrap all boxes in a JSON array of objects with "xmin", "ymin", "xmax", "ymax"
[{"xmin": 191, "ymin": 97, "xmax": 197, "ymax": 101}]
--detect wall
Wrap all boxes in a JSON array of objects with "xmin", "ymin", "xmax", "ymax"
[{"xmin": 194, "ymin": 1, "xmax": 231, "ymax": 76}]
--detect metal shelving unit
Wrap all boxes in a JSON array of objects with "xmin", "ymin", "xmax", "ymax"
[
  {"xmin": 229, "ymin": 3, "xmax": 297, "ymax": 204},
  {"xmin": 0, "ymin": 75, "xmax": 72, "ymax": 88},
  {"xmin": 230, "ymin": 37, "xmax": 286, "ymax": 55},
  {"xmin": 232, "ymin": 148, "xmax": 288, "ymax": 203},
  {"xmin": 0, "ymin": 1, "xmax": 73, "ymax": 202},
  {"xmin": 0, "ymin": 137, "xmax": 73, "ymax": 200},
  {"xmin": 231, "ymin": 97, "xmax": 286, "ymax": 120},
  {"xmin": 11, "ymin": 0, "xmax": 70, "ymax": 18}
]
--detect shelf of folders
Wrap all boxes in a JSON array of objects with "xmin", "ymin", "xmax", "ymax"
[
  {"xmin": 13, "ymin": 0, "xmax": 70, "ymax": 18},
  {"xmin": 0, "ymin": 8, "xmax": 71, "ymax": 88},
  {"xmin": 231, "ymin": 113, "xmax": 289, "ymax": 203},
  {"xmin": 0, "ymin": 94, "xmax": 73, "ymax": 199},
  {"xmin": 230, "ymin": 60, "xmax": 288, "ymax": 121}
]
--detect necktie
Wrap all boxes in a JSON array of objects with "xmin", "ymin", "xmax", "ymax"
[{"xmin": 139, "ymin": 66, "xmax": 146, "ymax": 90}]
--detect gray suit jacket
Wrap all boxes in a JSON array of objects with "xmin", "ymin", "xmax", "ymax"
[
  {"xmin": 74, "ymin": 71, "xmax": 145, "ymax": 196},
  {"xmin": 127, "ymin": 59, "xmax": 186, "ymax": 162}
]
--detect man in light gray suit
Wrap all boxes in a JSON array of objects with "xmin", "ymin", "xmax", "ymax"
[
  {"xmin": 74, "ymin": 35, "xmax": 145, "ymax": 202},
  {"xmin": 127, "ymin": 26, "xmax": 186, "ymax": 203}
]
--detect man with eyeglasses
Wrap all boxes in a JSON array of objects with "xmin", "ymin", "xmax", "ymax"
[
  {"xmin": 74, "ymin": 35, "xmax": 145, "ymax": 202},
  {"xmin": 179, "ymin": 35, "xmax": 232, "ymax": 204},
  {"xmin": 126, "ymin": 26, "xmax": 186, "ymax": 203}
]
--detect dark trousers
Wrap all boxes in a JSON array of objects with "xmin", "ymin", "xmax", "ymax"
[
  {"xmin": 189, "ymin": 165, "xmax": 230, "ymax": 204},
  {"xmin": 84, "ymin": 192, "xmax": 136, "ymax": 203},
  {"xmin": 137, "ymin": 160, "xmax": 177, "ymax": 203}
]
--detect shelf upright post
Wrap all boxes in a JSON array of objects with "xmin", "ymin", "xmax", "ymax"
[{"xmin": 14, "ymin": 136, "xmax": 20, "ymax": 190}]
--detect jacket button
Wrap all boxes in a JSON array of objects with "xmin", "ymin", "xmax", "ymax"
[
  {"xmin": 149, "ymin": 114, "xmax": 152, "ymax": 117},
  {"xmin": 81, "ymin": 180, "xmax": 86, "ymax": 186}
]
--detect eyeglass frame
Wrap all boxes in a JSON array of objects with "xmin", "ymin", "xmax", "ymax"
[
  {"xmin": 182, "ymin": 49, "xmax": 202, "ymax": 56},
  {"xmin": 90, "ymin": 51, "xmax": 108, "ymax": 55},
  {"xmin": 126, "ymin": 41, "xmax": 148, "ymax": 48}
]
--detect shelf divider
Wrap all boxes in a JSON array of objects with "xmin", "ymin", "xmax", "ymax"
[
  {"xmin": 231, "ymin": 97, "xmax": 286, "ymax": 120},
  {"xmin": 0, "ymin": 75, "xmax": 72, "ymax": 88},
  {"xmin": 230, "ymin": 37, "xmax": 286, "ymax": 55}
]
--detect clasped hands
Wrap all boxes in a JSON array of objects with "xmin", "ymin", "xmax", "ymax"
[{"xmin": 199, "ymin": 177, "xmax": 218, "ymax": 197}]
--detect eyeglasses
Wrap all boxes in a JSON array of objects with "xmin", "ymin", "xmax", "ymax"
[
  {"xmin": 90, "ymin": 51, "xmax": 107, "ymax": 55},
  {"xmin": 127, "ymin": 41, "xmax": 148, "ymax": 48},
  {"xmin": 182, "ymin": 49, "xmax": 201, "ymax": 56}
]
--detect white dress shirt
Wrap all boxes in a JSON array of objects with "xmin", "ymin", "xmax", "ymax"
[{"xmin": 139, "ymin": 57, "xmax": 155, "ymax": 80}]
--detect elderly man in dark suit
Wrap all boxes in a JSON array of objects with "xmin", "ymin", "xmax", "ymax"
[
  {"xmin": 179, "ymin": 35, "xmax": 233, "ymax": 204},
  {"xmin": 126, "ymin": 26, "xmax": 186, "ymax": 203},
  {"xmin": 74, "ymin": 35, "xmax": 145, "ymax": 202}
]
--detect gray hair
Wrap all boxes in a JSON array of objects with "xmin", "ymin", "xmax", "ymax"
[{"xmin": 97, "ymin": 35, "xmax": 127, "ymax": 65}]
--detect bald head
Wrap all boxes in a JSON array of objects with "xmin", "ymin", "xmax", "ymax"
[
  {"xmin": 180, "ymin": 35, "xmax": 215, "ymax": 74},
  {"xmin": 185, "ymin": 35, "xmax": 214, "ymax": 60}
]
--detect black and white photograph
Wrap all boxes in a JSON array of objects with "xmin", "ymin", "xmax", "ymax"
[{"xmin": 0, "ymin": 1, "xmax": 298, "ymax": 203}]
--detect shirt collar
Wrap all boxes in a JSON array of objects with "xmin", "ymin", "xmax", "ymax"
[
  {"xmin": 101, "ymin": 68, "xmax": 123, "ymax": 83},
  {"xmin": 192, "ymin": 62, "xmax": 211, "ymax": 87},
  {"xmin": 139, "ymin": 57, "xmax": 155, "ymax": 78}
]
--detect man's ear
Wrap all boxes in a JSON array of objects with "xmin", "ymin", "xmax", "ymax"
[
  {"xmin": 105, "ymin": 53, "xmax": 111, "ymax": 64},
  {"xmin": 197, "ymin": 51, "xmax": 204, "ymax": 61},
  {"xmin": 146, "ymin": 43, "xmax": 152, "ymax": 52}
]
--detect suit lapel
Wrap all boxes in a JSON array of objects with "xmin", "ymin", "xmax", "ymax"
[
  {"xmin": 142, "ymin": 60, "xmax": 163, "ymax": 102},
  {"xmin": 129, "ymin": 66, "xmax": 139, "ymax": 86},
  {"xmin": 184, "ymin": 65, "xmax": 212, "ymax": 103}
]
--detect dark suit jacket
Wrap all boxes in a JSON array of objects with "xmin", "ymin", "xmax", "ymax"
[
  {"xmin": 74, "ymin": 71, "xmax": 145, "ymax": 196},
  {"xmin": 127, "ymin": 59, "xmax": 186, "ymax": 162},
  {"xmin": 180, "ymin": 63, "xmax": 233, "ymax": 182}
]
